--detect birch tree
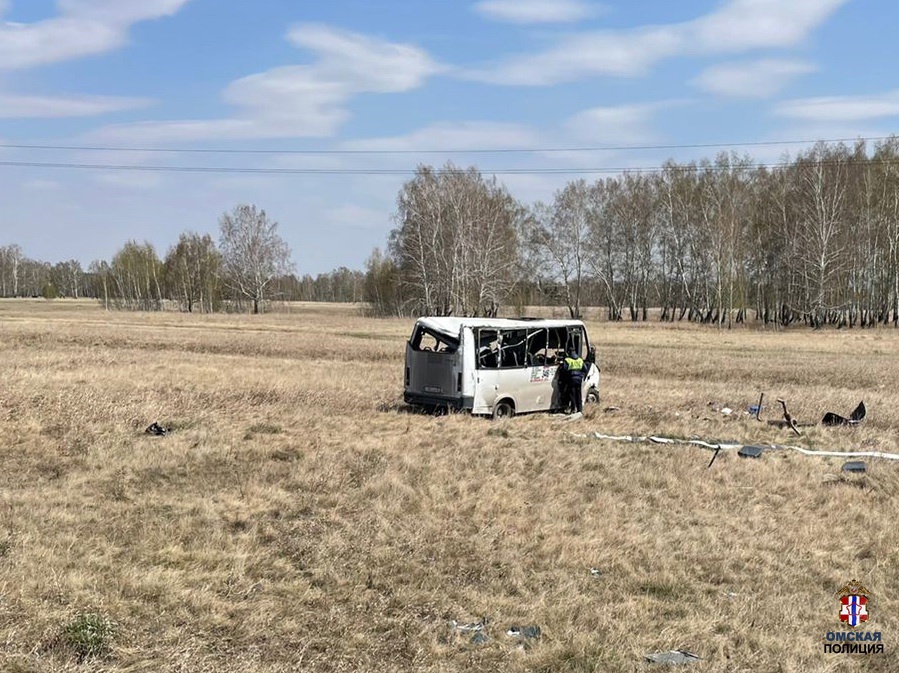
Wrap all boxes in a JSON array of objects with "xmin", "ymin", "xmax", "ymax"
[
  {"xmin": 531, "ymin": 180, "xmax": 593, "ymax": 318},
  {"xmin": 389, "ymin": 163, "xmax": 522, "ymax": 316},
  {"xmin": 219, "ymin": 204, "xmax": 293, "ymax": 314},
  {"xmin": 164, "ymin": 232, "xmax": 222, "ymax": 313}
]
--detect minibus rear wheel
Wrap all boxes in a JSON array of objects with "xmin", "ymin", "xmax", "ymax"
[
  {"xmin": 586, "ymin": 389, "xmax": 599, "ymax": 405},
  {"xmin": 493, "ymin": 400, "xmax": 515, "ymax": 420}
]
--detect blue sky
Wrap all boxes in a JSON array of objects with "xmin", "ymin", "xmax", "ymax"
[{"xmin": 1, "ymin": 0, "xmax": 897, "ymax": 274}]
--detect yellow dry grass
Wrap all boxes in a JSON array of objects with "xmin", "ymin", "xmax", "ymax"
[{"xmin": 1, "ymin": 299, "xmax": 898, "ymax": 672}]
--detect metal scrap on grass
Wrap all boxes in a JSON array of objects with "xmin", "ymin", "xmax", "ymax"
[{"xmin": 572, "ymin": 432, "xmax": 899, "ymax": 462}]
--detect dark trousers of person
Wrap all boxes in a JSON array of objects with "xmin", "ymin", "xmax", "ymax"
[{"xmin": 568, "ymin": 378, "xmax": 583, "ymax": 413}]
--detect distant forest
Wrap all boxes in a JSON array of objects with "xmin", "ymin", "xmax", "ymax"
[
  {"xmin": 5, "ymin": 138, "xmax": 899, "ymax": 327},
  {"xmin": 0, "ymin": 242, "xmax": 366, "ymax": 311}
]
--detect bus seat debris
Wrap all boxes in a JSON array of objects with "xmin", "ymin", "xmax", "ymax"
[
  {"xmin": 823, "ymin": 401, "xmax": 866, "ymax": 427},
  {"xmin": 738, "ymin": 445, "xmax": 764, "ymax": 459},
  {"xmin": 842, "ymin": 461, "xmax": 867, "ymax": 473}
]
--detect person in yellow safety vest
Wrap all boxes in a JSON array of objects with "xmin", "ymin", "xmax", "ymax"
[{"xmin": 561, "ymin": 348, "xmax": 587, "ymax": 414}]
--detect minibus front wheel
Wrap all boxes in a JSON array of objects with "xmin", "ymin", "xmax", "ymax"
[{"xmin": 493, "ymin": 399, "xmax": 515, "ymax": 420}]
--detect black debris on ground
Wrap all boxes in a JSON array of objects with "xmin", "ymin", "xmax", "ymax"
[
  {"xmin": 822, "ymin": 401, "xmax": 867, "ymax": 427},
  {"xmin": 144, "ymin": 422, "xmax": 169, "ymax": 436}
]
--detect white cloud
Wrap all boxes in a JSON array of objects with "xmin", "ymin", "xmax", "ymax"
[
  {"xmin": 0, "ymin": 18, "xmax": 121, "ymax": 70},
  {"xmin": 0, "ymin": 92, "xmax": 150, "ymax": 118},
  {"xmin": 341, "ymin": 121, "xmax": 543, "ymax": 152},
  {"xmin": 693, "ymin": 59, "xmax": 816, "ymax": 99},
  {"xmin": 466, "ymin": 26, "xmax": 681, "ymax": 84},
  {"xmin": 474, "ymin": 0, "xmax": 601, "ymax": 24},
  {"xmin": 465, "ymin": 0, "xmax": 849, "ymax": 85},
  {"xmin": 775, "ymin": 90, "xmax": 899, "ymax": 122},
  {"xmin": 0, "ymin": 0, "xmax": 193, "ymax": 70},
  {"xmin": 690, "ymin": 0, "xmax": 849, "ymax": 53},
  {"xmin": 564, "ymin": 101, "xmax": 682, "ymax": 144},
  {"xmin": 86, "ymin": 24, "xmax": 443, "ymax": 144},
  {"xmin": 56, "ymin": 0, "xmax": 192, "ymax": 24},
  {"xmin": 286, "ymin": 24, "xmax": 442, "ymax": 92}
]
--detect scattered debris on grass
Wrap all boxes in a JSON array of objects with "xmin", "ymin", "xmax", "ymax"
[
  {"xmin": 590, "ymin": 567, "xmax": 602, "ymax": 578},
  {"xmin": 842, "ymin": 460, "xmax": 867, "ymax": 473},
  {"xmin": 750, "ymin": 392, "xmax": 765, "ymax": 420},
  {"xmin": 575, "ymin": 432, "xmax": 899, "ymax": 462},
  {"xmin": 738, "ymin": 445, "xmax": 764, "ymax": 459},
  {"xmin": 450, "ymin": 617, "xmax": 488, "ymax": 633},
  {"xmin": 506, "ymin": 625, "xmax": 541, "ymax": 640},
  {"xmin": 823, "ymin": 401, "xmax": 866, "ymax": 427},
  {"xmin": 744, "ymin": 394, "xmax": 867, "ymax": 430},
  {"xmin": 645, "ymin": 650, "xmax": 701, "ymax": 665},
  {"xmin": 775, "ymin": 399, "xmax": 802, "ymax": 436},
  {"xmin": 144, "ymin": 422, "xmax": 168, "ymax": 436},
  {"xmin": 448, "ymin": 617, "xmax": 491, "ymax": 646},
  {"xmin": 552, "ymin": 411, "xmax": 583, "ymax": 421}
]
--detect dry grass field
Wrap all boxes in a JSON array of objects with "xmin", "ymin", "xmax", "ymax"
[{"xmin": 1, "ymin": 299, "xmax": 898, "ymax": 672}]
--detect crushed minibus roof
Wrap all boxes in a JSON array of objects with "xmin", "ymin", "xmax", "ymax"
[{"xmin": 416, "ymin": 317, "xmax": 586, "ymax": 339}]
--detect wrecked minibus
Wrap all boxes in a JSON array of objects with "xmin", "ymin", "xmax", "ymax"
[{"xmin": 403, "ymin": 317, "xmax": 600, "ymax": 418}]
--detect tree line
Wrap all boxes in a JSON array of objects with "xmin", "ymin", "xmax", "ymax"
[
  {"xmin": 0, "ymin": 205, "xmax": 365, "ymax": 312},
  {"xmin": 6, "ymin": 138, "xmax": 899, "ymax": 327},
  {"xmin": 365, "ymin": 138, "xmax": 899, "ymax": 328}
]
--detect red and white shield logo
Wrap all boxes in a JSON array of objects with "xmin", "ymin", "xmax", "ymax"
[
  {"xmin": 840, "ymin": 594, "xmax": 868, "ymax": 627},
  {"xmin": 838, "ymin": 580, "xmax": 870, "ymax": 627}
]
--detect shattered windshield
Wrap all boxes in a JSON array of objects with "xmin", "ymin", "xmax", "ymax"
[{"xmin": 410, "ymin": 326, "xmax": 459, "ymax": 353}]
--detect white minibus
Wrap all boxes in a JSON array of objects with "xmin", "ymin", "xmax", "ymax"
[{"xmin": 403, "ymin": 317, "xmax": 600, "ymax": 418}]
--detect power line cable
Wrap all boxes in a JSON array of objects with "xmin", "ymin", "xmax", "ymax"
[
  {"xmin": 0, "ymin": 135, "xmax": 894, "ymax": 156},
  {"xmin": 3, "ymin": 157, "xmax": 899, "ymax": 176}
]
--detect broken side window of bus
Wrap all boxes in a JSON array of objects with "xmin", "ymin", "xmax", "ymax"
[
  {"xmin": 477, "ymin": 329, "xmax": 500, "ymax": 368},
  {"xmin": 410, "ymin": 326, "xmax": 459, "ymax": 353},
  {"xmin": 566, "ymin": 328, "xmax": 584, "ymax": 357},
  {"xmin": 547, "ymin": 327, "xmax": 567, "ymax": 363},
  {"xmin": 526, "ymin": 328, "xmax": 549, "ymax": 365},
  {"xmin": 499, "ymin": 329, "xmax": 528, "ymax": 368}
]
